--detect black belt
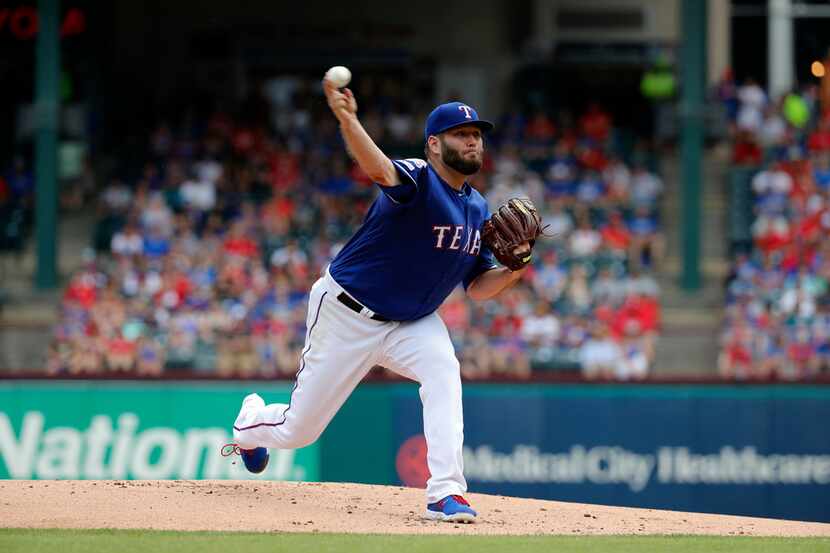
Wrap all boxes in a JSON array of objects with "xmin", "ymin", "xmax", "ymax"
[{"xmin": 336, "ymin": 292, "xmax": 391, "ymax": 322}]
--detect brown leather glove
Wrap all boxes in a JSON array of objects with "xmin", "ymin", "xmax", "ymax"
[{"xmin": 481, "ymin": 198, "xmax": 545, "ymax": 271}]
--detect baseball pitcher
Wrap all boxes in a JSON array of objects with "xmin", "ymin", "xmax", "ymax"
[{"xmin": 226, "ymin": 75, "xmax": 544, "ymax": 523}]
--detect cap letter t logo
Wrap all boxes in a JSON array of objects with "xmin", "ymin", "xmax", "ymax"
[{"xmin": 458, "ymin": 105, "xmax": 473, "ymax": 119}]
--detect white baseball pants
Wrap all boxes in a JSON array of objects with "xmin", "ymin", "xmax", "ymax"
[{"xmin": 232, "ymin": 270, "xmax": 466, "ymax": 503}]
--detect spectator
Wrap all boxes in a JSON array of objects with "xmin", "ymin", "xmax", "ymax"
[
  {"xmin": 736, "ymin": 78, "xmax": 766, "ymax": 134},
  {"xmin": 140, "ymin": 193, "xmax": 174, "ymax": 237},
  {"xmin": 541, "ymin": 198, "xmax": 574, "ymax": 237},
  {"xmin": 600, "ymin": 210, "xmax": 631, "ymax": 257},
  {"xmin": 592, "ymin": 267, "xmax": 627, "ymax": 306},
  {"xmin": 617, "ymin": 335, "xmax": 650, "ymax": 380},
  {"xmin": 808, "ymin": 117, "xmax": 830, "ymax": 153},
  {"xmin": 813, "ymin": 153, "xmax": 830, "ymax": 191},
  {"xmin": 580, "ymin": 324, "xmax": 622, "ymax": 379},
  {"xmin": 719, "ymin": 321, "xmax": 754, "ymax": 379},
  {"xmin": 111, "ymin": 222, "xmax": 144, "ymax": 258},
  {"xmin": 569, "ymin": 216, "xmax": 602, "ymax": 259},
  {"xmin": 732, "ymin": 130, "xmax": 763, "ymax": 166},
  {"xmin": 544, "ymin": 141, "xmax": 578, "ymax": 200},
  {"xmin": 629, "ymin": 164, "xmax": 663, "ymax": 210},
  {"xmin": 628, "ymin": 206, "xmax": 664, "ymax": 268},
  {"xmin": 759, "ymin": 104, "xmax": 787, "ymax": 148},
  {"xmin": 603, "ymin": 156, "xmax": 632, "ymax": 203},
  {"xmin": 180, "ymin": 174, "xmax": 217, "ymax": 213},
  {"xmin": 520, "ymin": 302, "xmax": 561, "ymax": 347}
]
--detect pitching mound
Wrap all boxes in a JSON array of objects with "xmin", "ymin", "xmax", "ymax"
[{"xmin": 1, "ymin": 480, "xmax": 828, "ymax": 536}]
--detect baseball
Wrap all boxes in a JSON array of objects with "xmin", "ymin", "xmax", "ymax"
[{"xmin": 325, "ymin": 65, "xmax": 351, "ymax": 88}]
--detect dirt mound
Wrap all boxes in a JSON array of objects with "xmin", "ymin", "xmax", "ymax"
[{"xmin": 1, "ymin": 480, "xmax": 828, "ymax": 536}]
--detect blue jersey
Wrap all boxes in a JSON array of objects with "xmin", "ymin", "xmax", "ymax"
[{"xmin": 329, "ymin": 159, "xmax": 497, "ymax": 321}]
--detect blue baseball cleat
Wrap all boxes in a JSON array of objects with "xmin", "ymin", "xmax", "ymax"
[
  {"xmin": 221, "ymin": 443, "xmax": 270, "ymax": 474},
  {"xmin": 240, "ymin": 446, "xmax": 269, "ymax": 474},
  {"xmin": 425, "ymin": 495, "xmax": 477, "ymax": 523}
]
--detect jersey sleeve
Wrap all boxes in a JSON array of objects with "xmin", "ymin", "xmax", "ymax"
[
  {"xmin": 376, "ymin": 158, "xmax": 427, "ymax": 205},
  {"xmin": 463, "ymin": 244, "xmax": 498, "ymax": 290}
]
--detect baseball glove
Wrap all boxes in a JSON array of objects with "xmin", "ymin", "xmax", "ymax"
[{"xmin": 481, "ymin": 198, "xmax": 545, "ymax": 271}]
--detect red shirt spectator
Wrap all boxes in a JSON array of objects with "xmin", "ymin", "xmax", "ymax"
[
  {"xmin": 725, "ymin": 338, "xmax": 752, "ymax": 366},
  {"xmin": 808, "ymin": 120, "xmax": 830, "ymax": 152},
  {"xmin": 224, "ymin": 236, "xmax": 259, "ymax": 258},
  {"xmin": 173, "ymin": 273, "xmax": 193, "ymax": 303},
  {"xmin": 797, "ymin": 210, "xmax": 823, "ymax": 242},
  {"xmin": 262, "ymin": 194, "xmax": 295, "ymax": 221},
  {"xmin": 787, "ymin": 339, "xmax": 815, "ymax": 368},
  {"xmin": 753, "ymin": 216, "xmax": 792, "ymax": 253},
  {"xmin": 732, "ymin": 131, "xmax": 763, "ymax": 165},
  {"xmin": 612, "ymin": 294, "xmax": 660, "ymax": 338},
  {"xmin": 268, "ymin": 149, "xmax": 301, "ymax": 190},
  {"xmin": 576, "ymin": 145, "xmax": 608, "ymax": 171},
  {"xmin": 779, "ymin": 245, "xmax": 802, "ymax": 274},
  {"xmin": 600, "ymin": 213, "xmax": 631, "ymax": 251},
  {"xmin": 580, "ymin": 104, "xmax": 612, "ymax": 143},
  {"xmin": 785, "ymin": 161, "xmax": 813, "ymax": 202},
  {"xmin": 489, "ymin": 314, "xmax": 523, "ymax": 338},
  {"xmin": 524, "ymin": 112, "xmax": 556, "ymax": 142},
  {"xmin": 64, "ymin": 273, "xmax": 97, "ymax": 309},
  {"xmin": 224, "ymin": 223, "xmax": 260, "ymax": 258},
  {"xmin": 108, "ymin": 336, "xmax": 137, "ymax": 356}
]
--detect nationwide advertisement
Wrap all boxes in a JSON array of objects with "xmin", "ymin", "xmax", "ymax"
[{"xmin": 0, "ymin": 382, "xmax": 318, "ymax": 481}]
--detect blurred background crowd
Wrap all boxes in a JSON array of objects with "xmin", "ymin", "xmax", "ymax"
[
  {"xmin": 2, "ymin": 0, "xmax": 830, "ymax": 384},
  {"xmin": 718, "ymin": 76, "xmax": 830, "ymax": 380},
  {"xmin": 42, "ymin": 76, "xmax": 664, "ymax": 380}
]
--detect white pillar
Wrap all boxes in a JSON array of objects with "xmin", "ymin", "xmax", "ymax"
[
  {"xmin": 708, "ymin": 0, "xmax": 731, "ymax": 86},
  {"xmin": 768, "ymin": 0, "xmax": 794, "ymax": 100}
]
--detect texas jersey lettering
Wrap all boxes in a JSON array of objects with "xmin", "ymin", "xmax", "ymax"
[{"xmin": 329, "ymin": 158, "xmax": 496, "ymax": 321}]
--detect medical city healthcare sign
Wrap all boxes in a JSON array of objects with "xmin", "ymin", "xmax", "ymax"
[{"xmin": 392, "ymin": 384, "xmax": 830, "ymax": 522}]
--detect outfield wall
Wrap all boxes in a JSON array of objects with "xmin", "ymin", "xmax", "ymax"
[{"xmin": 2, "ymin": 381, "xmax": 829, "ymax": 522}]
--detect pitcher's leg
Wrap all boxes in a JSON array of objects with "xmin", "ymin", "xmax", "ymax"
[
  {"xmin": 419, "ymin": 356, "xmax": 466, "ymax": 503},
  {"xmin": 383, "ymin": 313, "xmax": 467, "ymax": 504},
  {"xmin": 233, "ymin": 281, "xmax": 383, "ymax": 450}
]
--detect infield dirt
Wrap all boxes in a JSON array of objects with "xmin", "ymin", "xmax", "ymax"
[{"xmin": 1, "ymin": 480, "xmax": 829, "ymax": 536}]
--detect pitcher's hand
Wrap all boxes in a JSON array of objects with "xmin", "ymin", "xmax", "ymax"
[{"xmin": 323, "ymin": 79, "xmax": 357, "ymax": 123}]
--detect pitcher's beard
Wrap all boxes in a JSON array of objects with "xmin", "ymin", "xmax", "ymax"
[{"xmin": 440, "ymin": 141, "xmax": 481, "ymax": 175}]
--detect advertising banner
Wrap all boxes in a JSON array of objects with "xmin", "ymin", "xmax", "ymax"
[
  {"xmin": 0, "ymin": 382, "xmax": 318, "ymax": 481},
  {"xmin": 391, "ymin": 385, "xmax": 830, "ymax": 522}
]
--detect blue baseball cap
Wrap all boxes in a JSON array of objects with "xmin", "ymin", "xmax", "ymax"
[{"xmin": 424, "ymin": 101, "xmax": 494, "ymax": 142}]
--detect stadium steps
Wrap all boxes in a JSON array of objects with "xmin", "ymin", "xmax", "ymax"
[
  {"xmin": 653, "ymin": 145, "xmax": 729, "ymax": 375},
  {"xmin": 0, "ymin": 209, "xmax": 94, "ymax": 370}
]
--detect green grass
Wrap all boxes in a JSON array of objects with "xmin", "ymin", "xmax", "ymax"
[{"xmin": 1, "ymin": 529, "xmax": 829, "ymax": 553}]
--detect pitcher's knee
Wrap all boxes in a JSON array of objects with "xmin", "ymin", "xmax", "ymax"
[{"xmin": 421, "ymin": 358, "xmax": 462, "ymax": 394}]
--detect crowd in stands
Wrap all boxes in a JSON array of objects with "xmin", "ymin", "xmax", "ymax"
[
  {"xmin": 0, "ymin": 157, "xmax": 33, "ymax": 255},
  {"xmin": 49, "ymin": 75, "xmax": 664, "ymax": 380},
  {"xmin": 719, "ymin": 74, "xmax": 830, "ymax": 379}
]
